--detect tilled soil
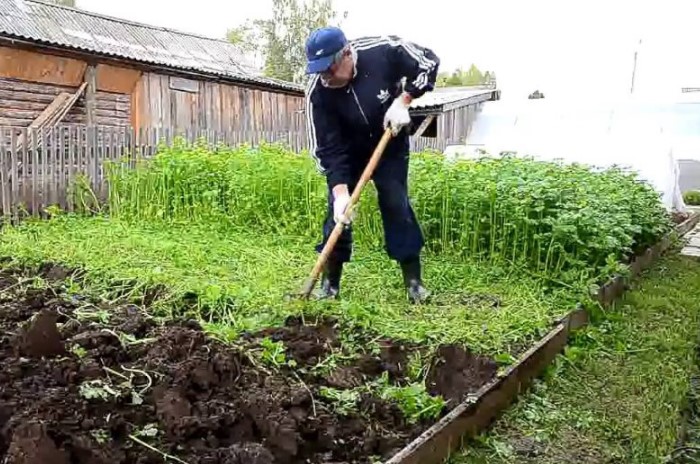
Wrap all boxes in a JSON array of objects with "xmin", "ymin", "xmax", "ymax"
[{"xmin": 0, "ymin": 263, "xmax": 498, "ymax": 464}]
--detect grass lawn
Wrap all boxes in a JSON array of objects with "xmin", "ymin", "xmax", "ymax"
[
  {"xmin": 453, "ymin": 251, "xmax": 700, "ymax": 464},
  {"xmin": 0, "ymin": 214, "xmax": 575, "ymax": 358}
]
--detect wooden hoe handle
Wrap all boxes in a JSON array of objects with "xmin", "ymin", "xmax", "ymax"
[{"xmin": 299, "ymin": 128, "xmax": 394, "ymax": 298}]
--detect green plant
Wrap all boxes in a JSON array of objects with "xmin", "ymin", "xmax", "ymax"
[
  {"xmin": 372, "ymin": 372, "xmax": 445, "ymax": 424},
  {"xmin": 684, "ymin": 190, "xmax": 700, "ymax": 206},
  {"xmin": 259, "ymin": 337, "xmax": 297, "ymax": 369},
  {"xmin": 319, "ymin": 386, "xmax": 360, "ymax": 416},
  {"xmin": 102, "ymin": 139, "xmax": 672, "ymax": 286}
]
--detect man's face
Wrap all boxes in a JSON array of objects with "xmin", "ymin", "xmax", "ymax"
[{"xmin": 320, "ymin": 48, "xmax": 354, "ymax": 88}]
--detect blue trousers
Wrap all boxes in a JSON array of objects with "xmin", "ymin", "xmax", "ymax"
[{"xmin": 315, "ymin": 152, "xmax": 424, "ymax": 263}]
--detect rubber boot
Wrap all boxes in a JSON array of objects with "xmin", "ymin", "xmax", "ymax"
[
  {"xmin": 400, "ymin": 257, "xmax": 431, "ymax": 304},
  {"xmin": 315, "ymin": 258, "xmax": 343, "ymax": 300}
]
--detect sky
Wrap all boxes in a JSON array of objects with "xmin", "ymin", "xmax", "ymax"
[{"xmin": 75, "ymin": 0, "xmax": 699, "ymax": 102}]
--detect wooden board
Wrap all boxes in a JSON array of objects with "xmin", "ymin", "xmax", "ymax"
[
  {"xmin": 0, "ymin": 77, "xmax": 130, "ymax": 128},
  {"xmin": 130, "ymin": 71, "xmax": 305, "ymax": 134},
  {"xmin": 0, "ymin": 46, "xmax": 86, "ymax": 87},
  {"xmin": 169, "ymin": 76, "xmax": 199, "ymax": 93},
  {"xmin": 130, "ymin": 77, "xmax": 146, "ymax": 130},
  {"xmin": 95, "ymin": 63, "xmax": 141, "ymax": 94}
]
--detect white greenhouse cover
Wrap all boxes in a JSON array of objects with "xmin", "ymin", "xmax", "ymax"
[{"xmin": 444, "ymin": 97, "xmax": 700, "ymax": 212}]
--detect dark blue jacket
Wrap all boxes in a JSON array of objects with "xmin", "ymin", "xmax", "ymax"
[{"xmin": 305, "ymin": 35, "xmax": 440, "ymax": 189}]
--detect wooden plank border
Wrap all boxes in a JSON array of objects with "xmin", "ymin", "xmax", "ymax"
[{"xmin": 386, "ymin": 211, "xmax": 700, "ymax": 464}]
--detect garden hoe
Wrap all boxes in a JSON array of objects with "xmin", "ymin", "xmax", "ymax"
[{"xmin": 290, "ymin": 127, "xmax": 394, "ymax": 301}]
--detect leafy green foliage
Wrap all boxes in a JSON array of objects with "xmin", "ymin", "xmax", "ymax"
[
  {"xmin": 373, "ymin": 373, "xmax": 446, "ymax": 424},
  {"xmin": 318, "ymin": 387, "xmax": 360, "ymax": 416},
  {"xmin": 684, "ymin": 190, "xmax": 700, "ymax": 206},
  {"xmin": 319, "ymin": 373, "xmax": 446, "ymax": 424},
  {"xmin": 103, "ymin": 139, "xmax": 672, "ymax": 288},
  {"xmin": 437, "ymin": 65, "xmax": 496, "ymax": 88},
  {"xmin": 258, "ymin": 337, "xmax": 297, "ymax": 369},
  {"xmin": 0, "ymin": 137, "xmax": 678, "ymax": 424},
  {"xmin": 226, "ymin": 0, "xmax": 347, "ymax": 84}
]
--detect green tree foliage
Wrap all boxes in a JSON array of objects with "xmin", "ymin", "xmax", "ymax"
[
  {"xmin": 227, "ymin": 0, "xmax": 347, "ymax": 84},
  {"xmin": 437, "ymin": 64, "xmax": 497, "ymax": 88}
]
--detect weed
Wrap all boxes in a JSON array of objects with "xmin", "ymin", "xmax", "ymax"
[
  {"xmin": 90, "ymin": 429, "xmax": 110, "ymax": 444},
  {"xmin": 319, "ymin": 387, "xmax": 360, "ymax": 416},
  {"xmin": 258, "ymin": 337, "xmax": 297, "ymax": 369}
]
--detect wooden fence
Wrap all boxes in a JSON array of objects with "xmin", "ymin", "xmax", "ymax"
[{"xmin": 0, "ymin": 124, "xmax": 449, "ymax": 221}]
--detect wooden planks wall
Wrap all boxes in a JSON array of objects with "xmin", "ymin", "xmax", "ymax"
[
  {"xmin": 0, "ymin": 46, "xmax": 87, "ymax": 87},
  {"xmin": 132, "ymin": 72, "xmax": 306, "ymax": 135},
  {"xmin": 437, "ymin": 102, "xmax": 484, "ymax": 145},
  {"xmin": 0, "ymin": 77, "xmax": 131, "ymax": 128}
]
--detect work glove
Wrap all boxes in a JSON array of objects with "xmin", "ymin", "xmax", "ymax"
[
  {"xmin": 333, "ymin": 192, "xmax": 355, "ymax": 225},
  {"xmin": 383, "ymin": 93, "xmax": 412, "ymax": 136}
]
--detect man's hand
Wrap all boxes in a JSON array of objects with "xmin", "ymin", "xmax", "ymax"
[
  {"xmin": 384, "ymin": 92, "xmax": 413, "ymax": 136},
  {"xmin": 332, "ymin": 184, "xmax": 354, "ymax": 225}
]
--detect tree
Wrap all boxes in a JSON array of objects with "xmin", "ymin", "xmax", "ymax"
[
  {"xmin": 436, "ymin": 64, "xmax": 497, "ymax": 88},
  {"xmin": 227, "ymin": 0, "xmax": 347, "ymax": 84},
  {"xmin": 462, "ymin": 64, "xmax": 484, "ymax": 86},
  {"xmin": 227, "ymin": 21, "xmax": 266, "ymax": 71}
]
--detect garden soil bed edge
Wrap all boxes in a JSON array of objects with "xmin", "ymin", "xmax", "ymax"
[{"xmin": 384, "ymin": 211, "xmax": 700, "ymax": 464}]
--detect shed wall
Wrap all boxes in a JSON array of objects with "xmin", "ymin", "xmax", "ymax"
[
  {"xmin": 437, "ymin": 102, "xmax": 484, "ymax": 144},
  {"xmin": 0, "ymin": 46, "xmax": 134, "ymax": 128},
  {"xmin": 131, "ymin": 73, "xmax": 306, "ymax": 134},
  {"xmin": 0, "ymin": 77, "xmax": 132, "ymax": 127},
  {"xmin": 0, "ymin": 45, "xmax": 306, "ymax": 135}
]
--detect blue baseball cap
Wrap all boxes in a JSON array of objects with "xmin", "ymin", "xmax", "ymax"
[{"xmin": 305, "ymin": 26, "xmax": 348, "ymax": 74}]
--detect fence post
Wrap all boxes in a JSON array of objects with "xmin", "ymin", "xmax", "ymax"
[{"xmin": 0, "ymin": 129, "xmax": 8, "ymax": 220}]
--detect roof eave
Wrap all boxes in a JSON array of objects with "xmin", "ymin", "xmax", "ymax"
[
  {"xmin": 0, "ymin": 33, "xmax": 305, "ymax": 96},
  {"xmin": 409, "ymin": 106, "xmax": 445, "ymax": 116},
  {"xmin": 410, "ymin": 90, "xmax": 500, "ymax": 116}
]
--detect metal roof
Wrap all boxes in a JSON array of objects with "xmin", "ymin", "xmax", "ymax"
[
  {"xmin": 410, "ymin": 86, "xmax": 500, "ymax": 114},
  {"xmin": 0, "ymin": 0, "xmax": 304, "ymax": 93}
]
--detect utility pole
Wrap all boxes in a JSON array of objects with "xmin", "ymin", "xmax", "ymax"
[{"xmin": 630, "ymin": 38, "xmax": 641, "ymax": 94}]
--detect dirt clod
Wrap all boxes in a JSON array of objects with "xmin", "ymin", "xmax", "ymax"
[
  {"xmin": 17, "ymin": 310, "xmax": 66, "ymax": 358},
  {"xmin": 426, "ymin": 344, "xmax": 499, "ymax": 407},
  {"xmin": 6, "ymin": 421, "xmax": 70, "ymax": 464},
  {"xmin": 251, "ymin": 316, "xmax": 340, "ymax": 366},
  {"xmin": 218, "ymin": 443, "xmax": 275, "ymax": 464}
]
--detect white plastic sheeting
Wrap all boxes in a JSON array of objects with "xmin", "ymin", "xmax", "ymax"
[{"xmin": 444, "ymin": 98, "xmax": 700, "ymax": 212}]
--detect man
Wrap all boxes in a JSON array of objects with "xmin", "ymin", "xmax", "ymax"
[{"xmin": 304, "ymin": 26, "xmax": 440, "ymax": 304}]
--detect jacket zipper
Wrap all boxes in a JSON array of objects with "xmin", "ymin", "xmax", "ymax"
[{"xmin": 349, "ymin": 84, "xmax": 373, "ymax": 138}]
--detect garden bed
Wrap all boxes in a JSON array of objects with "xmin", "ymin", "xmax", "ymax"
[
  {"xmin": 0, "ymin": 140, "xmax": 686, "ymax": 463},
  {"xmin": 0, "ymin": 262, "xmax": 501, "ymax": 464}
]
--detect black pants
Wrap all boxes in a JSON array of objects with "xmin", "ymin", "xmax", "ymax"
[{"xmin": 315, "ymin": 152, "xmax": 424, "ymax": 263}]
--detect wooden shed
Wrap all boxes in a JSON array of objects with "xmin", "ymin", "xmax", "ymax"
[
  {"xmin": 408, "ymin": 86, "xmax": 501, "ymax": 151},
  {"xmin": 0, "ymin": 0, "xmax": 306, "ymax": 136}
]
